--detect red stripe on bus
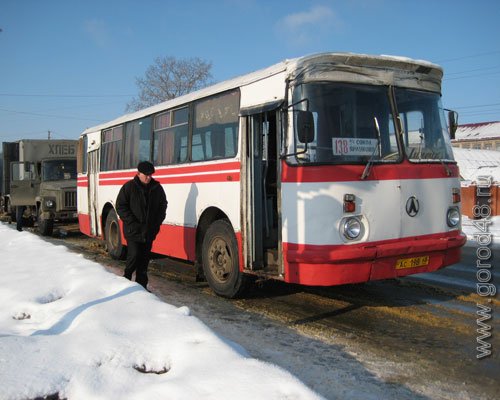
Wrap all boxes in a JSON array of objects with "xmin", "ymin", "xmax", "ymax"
[
  {"xmin": 98, "ymin": 171, "xmax": 240, "ymax": 186},
  {"xmin": 98, "ymin": 161, "xmax": 241, "ymax": 179},
  {"xmin": 96, "ymin": 161, "xmax": 241, "ymax": 185},
  {"xmin": 156, "ymin": 172, "xmax": 240, "ymax": 184},
  {"xmin": 281, "ymin": 160, "xmax": 459, "ymax": 183}
]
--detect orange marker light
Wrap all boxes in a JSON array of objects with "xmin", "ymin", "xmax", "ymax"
[{"xmin": 343, "ymin": 194, "xmax": 356, "ymax": 213}]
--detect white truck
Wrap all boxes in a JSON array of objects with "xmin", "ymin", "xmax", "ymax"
[{"xmin": 1, "ymin": 139, "xmax": 78, "ymax": 236}]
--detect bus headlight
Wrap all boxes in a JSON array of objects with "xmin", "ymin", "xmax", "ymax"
[
  {"xmin": 447, "ymin": 207, "xmax": 460, "ymax": 228},
  {"xmin": 342, "ymin": 216, "xmax": 363, "ymax": 240}
]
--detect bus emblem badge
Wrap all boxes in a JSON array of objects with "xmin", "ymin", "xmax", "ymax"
[{"xmin": 406, "ymin": 196, "xmax": 419, "ymax": 217}]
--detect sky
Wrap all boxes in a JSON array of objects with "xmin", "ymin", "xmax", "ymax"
[
  {"xmin": 0, "ymin": 222, "xmax": 323, "ymax": 400},
  {"xmin": 0, "ymin": 0, "xmax": 499, "ymax": 142}
]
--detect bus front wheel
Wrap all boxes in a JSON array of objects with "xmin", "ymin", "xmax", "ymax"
[
  {"xmin": 105, "ymin": 210, "xmax": 127, "ymax": 260},
  {"xmin": 202, "ymin": 219, "xmax": 246, "ymax": 298}
]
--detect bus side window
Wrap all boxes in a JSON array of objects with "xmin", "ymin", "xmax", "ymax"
[
  {"xmin": 191, "ymin": 131, "xmax": 207, "ymax": 161},
  {"xmin": 153, "ymin": 108, "xmax": 188, "ymax": 166},
  {"xmin": 77, "ymin": 136, "xmax": 86, "ymax": 174},
  {"xmin": 124, "ymin": 117, "xmax": 152, "ymax": 168},
  {"xmin": 211, "ymin": 127, "xmax": 225, "ymax": 158},
  {"xmin": 101, "ymin": 126, "xmax": 123, "ymax": 171},
  {"xmin": 192, "ymin": 90, "xmax": 240, "ymax": 161}
]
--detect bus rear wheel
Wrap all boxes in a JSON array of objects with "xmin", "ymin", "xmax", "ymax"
[
  {"xmin": 105, "ymin": 210, "xmax": 126, "ymax": 260},
  {"xmin": 202, "ymin": 219, "xmax": 246, "ymax": 298}
]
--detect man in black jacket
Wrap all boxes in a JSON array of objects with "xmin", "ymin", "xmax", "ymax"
[{"xmin": 116, "ymin": 161, "xmax": 168, "ymax": 290}]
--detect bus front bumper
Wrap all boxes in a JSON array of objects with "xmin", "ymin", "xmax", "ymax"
[{"xmin": 283, "ymin": 231, "xmax": 467, "ymax": 286}]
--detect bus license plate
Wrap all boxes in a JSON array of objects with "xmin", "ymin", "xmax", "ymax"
[{"xmin": 395, "ymin": 256, "xmax": 429, "ymax": 270}]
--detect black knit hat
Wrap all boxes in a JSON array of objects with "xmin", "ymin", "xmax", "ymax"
[{"xmin": 137, "ymin": 161, "xmax": 155, "ymax": 175}]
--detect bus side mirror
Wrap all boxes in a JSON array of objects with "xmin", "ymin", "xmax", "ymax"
[
  {"xmin": 448, "ymin": 110, "xmax": 458, "ymax": 140},
  {"xmin": 297, "ymin": 111, "xmax": 315, "ymax": 143}
]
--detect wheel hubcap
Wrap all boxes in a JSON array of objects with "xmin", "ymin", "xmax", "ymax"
[{"xmin": 209, "ymin": 238, "xmax": 232, "ymax": 283}]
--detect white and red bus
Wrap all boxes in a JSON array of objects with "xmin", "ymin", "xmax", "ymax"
[{"xmin": 77, "ymin": 53, "xmax": 466, "ymax": 297}]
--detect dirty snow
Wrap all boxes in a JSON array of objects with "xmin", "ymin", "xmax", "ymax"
[
  {"xmin": 0, "ymin": 211, "xmax": 498, "ymax": 400},
  {"xmin": 0, "ymin": 223, "xmax": 323, "ymax": 400}
]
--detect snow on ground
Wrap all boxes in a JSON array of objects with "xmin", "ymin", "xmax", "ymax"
[
  {"xmin": 0, "ymin": 223, "xmax": 323, "ymax": 400},
  {"xmin": 1, "ymin": 213, "xmax": 498, "ymax": 400},
  {"xmin": 462, "ymin": 215, "xmax": 500, "ymax": 247}
]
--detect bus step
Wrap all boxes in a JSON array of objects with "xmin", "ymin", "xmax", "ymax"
[{"xmin": 265, "ymin": 249, "xmax": 279, "ymax": 268}]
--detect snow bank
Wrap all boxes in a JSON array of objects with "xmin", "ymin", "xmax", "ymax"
[{"xmin": 0, "ymin": 223, "xmax": 323, "ymax": 400}]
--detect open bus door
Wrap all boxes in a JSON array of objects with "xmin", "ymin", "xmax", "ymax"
[
  {"xmin": 78, "ymin": 135, "xmax": 98, "ymax": 237},
  {"xmin": 80, "ymin": 131, "xmax": 102, "ymax": 237},
  {"xmin": 87, "ymin": 149, "xmax": 100, "ymax": 237},
  {"xmin": 243, "ymin": 106, "xmax": 280, "ymax": 276}
]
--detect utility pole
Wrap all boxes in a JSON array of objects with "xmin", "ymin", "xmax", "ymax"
[{"xmin": 48, "ymin": 130, "xmax": 51, "ymax": 140}]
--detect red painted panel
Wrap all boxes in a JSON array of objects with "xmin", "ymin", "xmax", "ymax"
[
  {"xmin": 282, "ymin": 230, "xmax": 466, "ymax": 285},
  {"xmin": 281, "ymin": 160, "xmax": 459, "ymax": 183},
  {"xmin": 98, "ymin": 161, "xmax": 241, "ymax": 186},
  {"xmin": 152, "ymin": 225, "xmax": 196, "ymax": 261},
  {"xmin": 78, "ymin": 213, "xmax": 91, "ymax": 236}
]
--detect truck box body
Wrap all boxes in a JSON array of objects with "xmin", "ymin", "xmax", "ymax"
[{"xmin": 17, "ymin": 140, "xmax": 76, "ymax": 162}]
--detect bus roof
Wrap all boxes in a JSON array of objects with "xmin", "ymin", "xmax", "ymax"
[{"xmin": 82, "ymin": 52, "xmax": 443, "ymax": 135}]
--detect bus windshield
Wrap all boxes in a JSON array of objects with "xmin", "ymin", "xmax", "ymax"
[
  {"xmin": 291, "ymin": 83, "xmax": 454, "ymax": 164},
  {"xmin": 394, "ymin": 88, "xmax": 454, "ymax": 162},
  {"xmin": 42, "ymin": 159, "xmax": 77, "ymax": 181}
]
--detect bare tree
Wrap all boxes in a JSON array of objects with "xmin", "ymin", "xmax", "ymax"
[{"xmin": 126, "ymin": 56, "xmax": 213, "ymax": 112}]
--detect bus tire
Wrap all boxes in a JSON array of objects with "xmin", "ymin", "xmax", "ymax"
[
  {"xmin": 202, "ymin": 219, "xmax": 247, "ymax": 298},
  {"xmin": 105, "ymin": 210, "xmax": 127, "ymax": 260}
]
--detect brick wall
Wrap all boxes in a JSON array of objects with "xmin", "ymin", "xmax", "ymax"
[{"xmin": 460, "ymin": 184, "xmax": 499, "ymax": 218}]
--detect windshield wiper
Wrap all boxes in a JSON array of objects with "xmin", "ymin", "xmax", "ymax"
[
  {"xmin": 361, "ymin": 117, "xmax": 381, "ymax": 180},
  {"xmin": 439, "ymin": 158, "xmax": 452, "ymax": 176}
]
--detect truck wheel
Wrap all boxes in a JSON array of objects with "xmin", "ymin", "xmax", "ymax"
[
  {"xmin": 38, "ymin": 216, "xmax": 54, "ymax": 236},
  {"xmin": 202, "ymin": 219, "xmax": 247, "ymax": 298},
  {"xmin": 105, "ymin": 210, "xmax": 126, "ymax": 260}
]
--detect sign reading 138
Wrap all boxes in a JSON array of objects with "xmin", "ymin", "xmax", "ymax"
[{"xmin": 332, "ymin": 138, "xmax": 378, "ymax": 156}]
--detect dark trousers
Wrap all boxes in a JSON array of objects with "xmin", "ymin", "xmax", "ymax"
[
  {"xmin": 16, "ymin": 206, "xmax": 26, "ymax": 231},
  {"xmin": 124, "ymin": 241, "xmax": 153, "ymax": 289}
]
